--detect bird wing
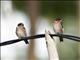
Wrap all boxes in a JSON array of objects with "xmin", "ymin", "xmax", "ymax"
[
  {"xmin": 23, "ymin": 27, "xmax": 27, "ymax": 36},
  {"xmin": 15, "ymin": 27, "xmax": 18, "ymax": 36}
]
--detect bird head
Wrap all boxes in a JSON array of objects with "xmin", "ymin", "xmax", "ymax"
[
  {"xmin": 17, "ymin": 23, "xmax": 24, "ymax": 26},
  {"xmin": 53, "ymin": 18, "xmax": 62, "ymax": 24}
]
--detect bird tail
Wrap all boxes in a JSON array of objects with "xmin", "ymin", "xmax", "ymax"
[
  {"xmin": 21, "ymin": 37, "xmax": 29, "ymax": 44},
  {"xmin": 59, "ymin": 37, "xmax": 63, "ymax": 42},
  {"xmin": 24, "ymin": 40, "xmax": 29, "ymax": 44},
  {"xmin": 57, "ymin": 33, "xmax": 63, "ymax": 42}
]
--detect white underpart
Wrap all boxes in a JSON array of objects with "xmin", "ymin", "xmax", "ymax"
[
  {"xmin": 53, "ymin": 23, "xmax": 61, "ymax": 33},
  {"xmin": 16, "ymin": 27, "xmax": 26, "ymax": 38}
]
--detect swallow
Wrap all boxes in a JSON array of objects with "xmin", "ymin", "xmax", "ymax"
[
  {"xmin": 16, "ymin": 23, "xmax": 29, "ymax": 44},
  {"xmin": 53, "ymin": 18, "xmax": 64, "ymax": 42}
]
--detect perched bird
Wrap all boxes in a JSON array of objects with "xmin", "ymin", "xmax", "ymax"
[
  {"xmin": 53, "ymin": 18, "xmax": 64, "ymax": 42},
  {"xmin": 16, "ymin": 23, "xmax": 29, "ymax": 44}
]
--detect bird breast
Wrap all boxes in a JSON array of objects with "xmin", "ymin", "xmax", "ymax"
[
  {"xmin": 53, "ymin": 24, "xmax": 62, "ymax": 33},
  {"xmin": 17, "ymin": 28, "xmax": 26, "ymax": 38}
]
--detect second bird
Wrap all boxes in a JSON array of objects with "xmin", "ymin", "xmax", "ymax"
[{"xmin": 53, "ymin": 18, "xmax": 64, "ymax": 42}]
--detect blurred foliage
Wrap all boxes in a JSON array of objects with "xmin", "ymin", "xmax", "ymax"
[
  {"xmin": 40, "ymin": 1, "xmax": 77, "ymax": 18},
  {"xmin": 12, "ymin": 1, "xmax": 27, "ymax": 12},
  {"xmin": 12, "ymin": 0, "xmax": 77, "ymax": 18}
]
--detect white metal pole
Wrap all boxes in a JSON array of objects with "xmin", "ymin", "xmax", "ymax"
[{"xmin": 45, "ymin": 30, "xmax": 59, "ymax": 60}]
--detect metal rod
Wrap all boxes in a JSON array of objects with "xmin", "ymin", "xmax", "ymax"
[{"xmin": 0, "ymin": 34, "xmax": 80, "ymax": 46}]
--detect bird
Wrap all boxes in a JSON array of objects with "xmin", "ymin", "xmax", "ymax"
[
  {"xmin": 16, "ymin": 23, "xmax": 29, "ymax": 44},
  {"xmin": 53, "ymin": 18, "xmax": 64, "ymax": 42}
]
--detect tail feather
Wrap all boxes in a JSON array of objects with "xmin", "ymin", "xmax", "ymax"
[
  {"xmin": 57, "ymin": 33, "xmax": 63, "ymax": 42},
  {"xmin": 24, "ymin": 40, "xmax": 29, "ymax": 44},
  {"xmin": 21, "ymin": 37, "xmax": 29, "ymax": 44},
  {"xmin": 59, "ymin": 37, "xmax": 63, "ymax": 42}
]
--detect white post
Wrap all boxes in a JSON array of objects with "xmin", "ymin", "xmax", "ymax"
[{"xmin": 45, "ymin": 30, "xmax": 59, "ymax": 60}]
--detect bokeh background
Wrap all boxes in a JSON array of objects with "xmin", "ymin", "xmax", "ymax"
[{"xmin": 1, "ymin": 0, "xmax": 80, "ymax": 60}]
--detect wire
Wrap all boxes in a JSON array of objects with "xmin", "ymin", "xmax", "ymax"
[{"xmin": 0, "ymin": 34, "xmax": 80, "ymax": 46}]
